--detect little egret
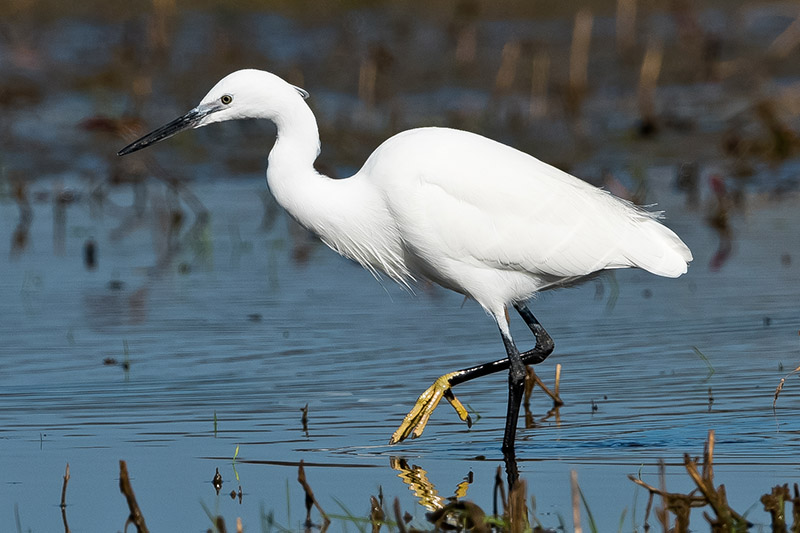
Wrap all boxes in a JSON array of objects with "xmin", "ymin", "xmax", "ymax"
[{"xmin": 119, "ymin": 69, "xmax": 692, "ymax": 454}]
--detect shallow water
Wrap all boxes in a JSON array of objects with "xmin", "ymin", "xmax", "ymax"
[
  {"xmin": 3, "ymin": 2, "xmax": 800, "ymax": 531},
  {"xmin": 2, "ymin": 171, "xmax": 799, "ymax": 531}
]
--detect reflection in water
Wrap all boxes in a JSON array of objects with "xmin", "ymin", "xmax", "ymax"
[
  {"xmin": 391, "ymin": 456, "xmax": 477, "ymax": 512},
  {"xmin": 503, "ymin": 451, "xmax": 520, "ymax": 490},
  {"xmin": 211, "ymin": 469, "xmax": 245, "ymax": 507},
  {"xmin": 390, "ymin": 456, "xmax": 480, "ymax": 509},
  {"xmin": 2, "ymin": 4, "xmax": 800, "ymax": 530},
  {"xmin": 676, "ymin": 161, "xmax": 700, "ymax": 208},
  {"xmin": 212, "ymin": 467, "xmax": 222, "ymax": 495},
  {"xmin": 84, "ymin": 165, "xmax": 212, "ymax": 329},
  {"xmin": 391, "ymin": 457, "xmax": 447, "ymax": 511},
  {"xmin": 52, "ymin": 184, "xmax": 78, "ymax": 256},
  {"xmin": 10, "ymin": 180, "xmax": 32, "ymax": 257},
  {"xmin": 301, "ymin": 403, "xmax": 309, "ymax": 437},
  {"xmin": 392, "ymin": 456, "xmax": 532, "ymax": 531},
  {"xmin": 83, "ymin": 283, "xmax": 149, "ymax": 328},
  {"xmin": 83, "ymin": 238, "xmax": 97, "ymax": 270},
  {"xmin": 707, "ymin": 174, "xmax": 734, "ymax": 271}
]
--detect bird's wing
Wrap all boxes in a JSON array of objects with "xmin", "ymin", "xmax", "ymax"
[{"xmin": 367, "ymin": 128, "xmax": 690, "ymax": 281}]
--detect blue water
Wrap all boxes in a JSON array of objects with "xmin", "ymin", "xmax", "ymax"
[
  {"xmin": 2, "ymin": 173, "xmax": 799, "ymax": 531},
  {"xmin": 3, "ymin": 3, "xmax": 800, "ymax": 530}
]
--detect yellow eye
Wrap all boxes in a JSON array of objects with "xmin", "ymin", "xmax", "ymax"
[{"xmin": 220, "ymin": 94, "xmax": 233, "ymax": 105}]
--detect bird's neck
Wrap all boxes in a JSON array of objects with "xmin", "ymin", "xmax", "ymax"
[
  {"xmin": 268, "ymin": 100, "xmax": 321, "ymax": 181},
  {"xmin": 265, "ymin": 99, "xmax": 409, "ymax": 284},
  {"xmin": 266, "ymin": 101, "xmax": 356, "ymax": 241},
  {"xmin": 266, "ymin": 101, "xmax": 326, "ymax": 225}
]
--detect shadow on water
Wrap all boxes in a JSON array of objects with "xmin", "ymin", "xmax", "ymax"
[{"xmin": 2, "ymin": 0, "xmax": 800, "ymax": 531}]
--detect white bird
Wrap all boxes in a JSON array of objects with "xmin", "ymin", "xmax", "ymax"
[{"xmin": 119, "ymin": 69, "xmax": 692, "ymax": 455}]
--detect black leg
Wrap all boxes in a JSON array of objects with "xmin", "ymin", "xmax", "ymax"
[
  {"xmin": 514, "ymin": 302, "xmax": 554, "ymax": 356},
  {"xmin": 500, "ymin": 330, "xmax": 526, "ymax": 455},
  {"xmin": 389, "ymin": 303, "xmax": 555, "ymax": 446},
  {"xmin": 447, "ymin": 303, "xmax": 554, "ymax": 388}
]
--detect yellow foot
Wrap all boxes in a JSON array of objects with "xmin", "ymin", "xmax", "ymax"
[{"xmin": 389, "ymin": 371, "xmax": 472, "ymax": 444}]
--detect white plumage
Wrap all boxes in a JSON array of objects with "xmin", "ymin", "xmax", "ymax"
[{"xmin": 118, "ymin": 69, "xmax": 692, "ymax": 453}]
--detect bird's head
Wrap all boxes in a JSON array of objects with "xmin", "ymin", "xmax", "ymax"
[{"xmin": 118, "ymin": 69, "xmax": 309, "ymax": 156}]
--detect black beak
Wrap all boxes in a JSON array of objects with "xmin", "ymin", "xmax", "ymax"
[{"xmin": 118, "ymin": 106, "xmax": 209, "ymax": 156}]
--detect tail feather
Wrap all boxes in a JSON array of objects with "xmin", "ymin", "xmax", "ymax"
[{"xmin": 625, "ymin": 218, "xmax": 692, "ymax": 278}]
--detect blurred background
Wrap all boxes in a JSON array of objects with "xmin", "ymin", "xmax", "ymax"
[
  {"xmin": 2, "ymin": 1, "xmax": 800, "ymax": 531},
  {"xmin": 3, "ymin": 0, "xmax": 800, "ymax": 195}
]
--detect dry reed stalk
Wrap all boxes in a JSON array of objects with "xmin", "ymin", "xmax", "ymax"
[
  {"xmin": 60, "ymin": 463, "xmax": 70, "ymax": 509},
  {"xmin": 529, "ymin": 48, "xmax": 550, "ymax": 118},
  {"xmin": 760, "ymin": 485, "xmax": 790, "ymax": 532},
  {"xmin": 369, "ymin": 495, "xmax": 384, "ymax": 533},
  {"xmin": 684, "ymin": 455, "xmax": 747, "ymax": 529},
  {"xmin": 571, "ymin": 470, "xmax": 582, "ymax": 533},
  {"xmin": 570, "ymin": 10, "xmax": 593, "ymax": 91},
  {"xmin": 684, "ymin": 431, "xmax": 750, "ymax": 530},
  {"xmin": 298, "ymin": 460, "xmax": 330, "ymax": 528},
  {"xmin": 638, "ymin": 37, "xmax": 663, "ymax": 132},
  {"xmin": 495, "ymin": 41, "xmax": 521, "ymax": 95},
  {"xmin": 493, "ymin": 465, "xmax": 507, "ymax": 518},
  {"xmin": 119, "ymin": 460, "xmax": 149, "ymax": 533},
  {"xmin": 775, "ymin": 378, "xmax": 786, "ymax": 408},
  {"xmin": 554, "ymin": 363, "xmax": 561, "ymax": 398},
  {"xmin": 508, "ymin": 478, "xmax": 528, "ymax": 533},
  {"xmin": 60, "ymin": 463, "xmax": 71, "ymax": 533},
  {"xmin": 774, "ymin": 364, "xmax": 800, "ymax": 408},
  {"xmin": 702, "ymin": 429, "xmax": 715, "ymax": 482},
  {"xmin": 567, "ymin": 9, "xmax": 593, "ymax": 120},
  {"xmin": 455, "ymin": 25, "xmax": 477, "ymax": 65},
  {"xmin": 657, "ymin": 459, "xmax": 669, "ymax": 531},
  {"xmin": 790, "ymin": 484, "xmax": 800, "ymax": 528},
  {"xmin": 769, "ymin": 14, "xmax": 800, "ymax": 58},
  {"xmin": 527, "ymin": 367, "xmax": 563, "ymax": 407},
  {"xmin": 393, "ymin": 498, "xmax": 407, "ymax": 533},
  {"xmin": 149, "ymin": 0, "xmax": 176, "ymax": 55},
  {"xmin": 629, "ymin": 458, "xmax": 706, "ymax": 532},
  {"xmin": 523, "ymin": 366, "xmax": 536, "ymax": 428},
  {"xmin": 301, "ymin": 403, "xmax": 309, "ymax": 434},
  {"xmin": 616, "ymin": 0, "xmax": 637, "ymax": 56},
  {"xmin": 358, "ymin": 58, "xmax": 377, "ymax": 107}
]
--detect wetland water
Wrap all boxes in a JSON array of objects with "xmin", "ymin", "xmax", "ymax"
[
  {"xmin": 2, "ymin": 1, "xmax": 800, "ymax": 531},
  {"xmin": 2, "ymin": 177, "xmax": 799, "ymax": 531}
]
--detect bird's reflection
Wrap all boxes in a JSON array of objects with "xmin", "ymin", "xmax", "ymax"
[
  {"xmin": 391, "ymin": 453, "xmax": 527, "ymax": 530},
  {"xmin": 390, "ymin": 457, "xmax": 449, "ymax": 511},
  {"xmin": 503, "ymin": 450, "xmax": 520, "ymax": 488},
  {"xmin": 390, "ymin": 453, "xmax": 522, "ymax": 503}
]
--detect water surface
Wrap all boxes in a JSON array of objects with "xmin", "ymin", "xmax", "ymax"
[{"xmin": 2, "ymin": 174, "xmax": 799, "ymax": 531}]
